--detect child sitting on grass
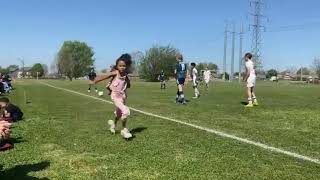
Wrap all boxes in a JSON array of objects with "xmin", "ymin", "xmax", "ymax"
[
  {"xmin": 0, "ymin": 97, "xmax": 23, "ymax": 122},
  {"xmin": 0, "ymin": 113, "xmax": 12, "ymax": 151}
]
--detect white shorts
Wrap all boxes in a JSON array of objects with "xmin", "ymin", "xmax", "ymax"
[
  {"xmin": 247, "ymin": 76, "xmax": 256, "ymax": 88},
  {"xmin": 204, "ymin": 79, "xmax": 210, "ymax": 84},
  {"xmin": 193, "ymin": 79, "xmax": 198, "ymax": 87}
]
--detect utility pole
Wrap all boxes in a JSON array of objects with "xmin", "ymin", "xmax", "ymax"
[
  {"xmin": 249, "ymin": 0, "xmax": 266, "ymax": 71},
  {"xmin": 18, "ymin": 58, "xmax": 25, "ymax": 78},
  {"xmin": 300, "ymin": 67, "xmax": 303, "ymax": 81},
  {"xmin": 239, "ymin": 23, "xmax": 244, "ymax": 83},
  {"xmin": 223, "ymin": 22, "xmax": 228, "ymax": 81},
  {"xmin": 230, "ymin": 23, "xmax": 236, "ymax": 81}
]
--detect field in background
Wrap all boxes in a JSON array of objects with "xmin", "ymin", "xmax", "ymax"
[{"xmin": 1, "ymin": 80, "xmax": 319, "ymax": 179}]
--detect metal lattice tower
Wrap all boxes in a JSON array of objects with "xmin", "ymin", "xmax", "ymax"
[{"xmin": 250, "ymin": 0, "xmax": 266, "ymax": 71}]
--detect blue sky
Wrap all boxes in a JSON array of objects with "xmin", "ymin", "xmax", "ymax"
[{"xmin": 0, "ymin": 0, "xmax": 320, "ymax": 72}]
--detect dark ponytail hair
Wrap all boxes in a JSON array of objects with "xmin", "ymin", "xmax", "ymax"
[{"xmin": 116, "ymin": 53, "xmax": 132, "ymax": 68}]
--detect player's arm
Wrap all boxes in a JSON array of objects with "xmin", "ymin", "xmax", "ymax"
[
  {"xmin": 90, "ymin": 71, "xmax": 117, "ymax": 84},
  {"xmin": 174, "ymin": 69, "xmax": 177, "ymax": 79}
]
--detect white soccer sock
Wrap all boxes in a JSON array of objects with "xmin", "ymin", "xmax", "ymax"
[{"xmin": 195, "ymin": 88, "xmax": 200, "ymax": 96}]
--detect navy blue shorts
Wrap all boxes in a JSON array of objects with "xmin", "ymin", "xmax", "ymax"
[
  {"xmin": 11, "ymin": 112, "xmax": 23, "ymax": 122},
  {"xmin": 176, "ymin": 78, "xmax": 185, "ymax": 85}
]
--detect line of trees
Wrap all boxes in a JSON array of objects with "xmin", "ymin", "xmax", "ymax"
[
  {"xmin": 49, "ymin": 40, "xmax": 320, "ymax": 82},
  {"xmin": 0, "ymin": 65, "xmax": 19, "ymax": 74}
]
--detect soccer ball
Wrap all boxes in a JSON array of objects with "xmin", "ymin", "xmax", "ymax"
[{"xmin": 98, "ymin": 91, "xmax": 104, "ymax": 96}]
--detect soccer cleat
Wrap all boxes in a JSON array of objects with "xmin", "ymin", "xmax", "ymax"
[
  {"xmin": 88, "ymin": 90, "xmax": 91, "ymax": 93},
  {"xmin": 181, "ymin": 99, "xmax": 187, "ymax": 105},
  {"xmin": 245, "ymin": 103, "xmax": 254, "ymax": 108},
  {"xmin": 253, "ymin": 101, "xmax": 259, "ymax": 106},
  {"xmin": 192, "ymin": 96, "xmax": 198, "ymax": 99},
  {"xmin": 121, "ymin": 128, "xmax": 132, "ymax": 139},
  {"xmin": 108, "ymin": 120, "xmax": 116, "ymax": 134},
  {"xmin": 0, "ymin": 143, "xmax": 13, "ymax": 151}
]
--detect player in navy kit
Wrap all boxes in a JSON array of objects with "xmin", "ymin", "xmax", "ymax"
[
  {"xmin": 88, "ymin": 68, "xmax": 98, "ymax": 93},
  {"xmin": 174, "ymin": 54, "xmax": 188, "ymax": 104}
]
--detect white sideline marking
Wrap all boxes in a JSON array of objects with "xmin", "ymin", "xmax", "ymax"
[{"xmin": 40, "ymin": 82, "xmax": 320, "ymax": 165}]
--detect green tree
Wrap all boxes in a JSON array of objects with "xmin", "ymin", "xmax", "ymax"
[
  {"xmin": 197, "ymin": 63, "xmax": 218, "ymax": 71},
  {"xmin": 57, "ymin": 41, "xmax": 95, "ymax": 80},
  {"xmin": 139, "ymin": 45, "xmax": 179, "ymax": 82},
  {"xmin": 266, "ymin": 69, "xmax": 278, "ymax": 79},
  {"xmin": 220, "ymin": 72, "xmax": 230, "ymax": 80},
  {"xmin": 31, "ymin": 63, "xmax": 44, "ymax": 78},
  {"xmin": 41, "ymin": 64, "xmax": 49, "ymax": 76},
  {"xmin": 7, "ymin": 65, "xmax": 19, "ymax": 72},
  {"xmin": 296, "ymin": 67, "xmax": 310, "ymax": 75},
  {"xmin": 0, "ymin": 67, "xmax": 9, "ymax": 74}
]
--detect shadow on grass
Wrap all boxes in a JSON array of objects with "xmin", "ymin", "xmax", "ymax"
[
  {"xmin": 128, "ymin": 127, "xmax": 148, "ymax": 141},
  {"xmin": 240, "ymin": 101, "xmax": 248, "ymax": 105},
  {"xmin": 10, "ymin": 137, "xmax": 27, "ymax": 144},
  {"xmin": 131, "ymin": 127, "xmax": 147, "ymax": 134},
  {"xmin": 0, "ymin": 161, "xmax": 50, "ymax": 180}
]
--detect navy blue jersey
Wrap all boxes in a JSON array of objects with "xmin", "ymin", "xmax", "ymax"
[
  {"xmin": 159, "ymin": 72, "xmax": 165, "ymax": 81},
  {"xmin": 88, "ymin": 72, "xmax": 96, "ymax": 81},
  {"xmin": 176, "ymin": 63, "xmax": 187, "ymax": 79}
]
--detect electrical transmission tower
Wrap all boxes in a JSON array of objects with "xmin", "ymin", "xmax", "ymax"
[{"xmin": 249, "ymin": 0, "xmax": 267, "ymax": 71}]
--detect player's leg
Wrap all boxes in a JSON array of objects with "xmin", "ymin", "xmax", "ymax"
[
  {"xmin": 94, "ymin": 85, "xmax": 98, "ymax": 93},
  {"xmin": 176, "ymin": 88, "xmax": 180, "ymax": 103},
  {"xmin": 177, "ymin": 79, "xmax": 186, "ymax": 104},
  {"xmin": 108, "ymin": 108, "xmax": 120, "ymax": 134},
  {"xmin": 193, "ymin": 80, "xmax": 200, "ymax": 98},
  {"xmin": 115, "ymin": 99, "xmax": 131, "ymax": 139},
  {"xmin": 245, "ymin": 76, "xmax": 254, "ymax": 107},
  {"xmin": 252, "ymin": 86, "xmax": 258, "ymax": 106},
  {"xmin": 88, "ymin": 84, "xmax": 91, "ymax": 92},
  {"xmin": 245, "ymin": 85, "xmax": 254, "ymax": 107}
]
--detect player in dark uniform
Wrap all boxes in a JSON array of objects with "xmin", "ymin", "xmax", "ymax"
[
  {"xmin": 88, "ymin": 69, "xmax": 98, "ymax": 93},
  {"xmin": 158, "ymin": 70, "xmax": 166, "ymax": 90},
  {"xmin": 174, "ymin": 54, "xmax": 188, "ymax": 104}
]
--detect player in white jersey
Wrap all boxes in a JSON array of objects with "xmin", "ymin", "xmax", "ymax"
[
  {"xmin": 203, "ymin": 67, "xmax": 212, "ymax": 89},
  {"xmin": 191, "ymin": 62, "xmax": 200, "ymax": 99},
  {"xmin": 243, "ymin": 53, "xmax": 258, "ymax": 108}
]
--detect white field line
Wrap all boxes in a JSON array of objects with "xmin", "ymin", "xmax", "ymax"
[{"xmin": 40, "ymin": 82, "xmax": 320, "ymax": 165}]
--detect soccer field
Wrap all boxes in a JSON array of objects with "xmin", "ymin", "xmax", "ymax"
[{"xmin": 1, "ymin": 80, "xmax": 320, "ymax": 179}]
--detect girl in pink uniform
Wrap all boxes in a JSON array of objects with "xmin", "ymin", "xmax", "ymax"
[{"xmin": 90, "ymin": 54, "xmax": 132, "ymax": 139}]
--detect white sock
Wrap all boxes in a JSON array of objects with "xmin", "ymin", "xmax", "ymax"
[{"xmin": 194, "ymin": 88, "xmax": 199, "ymax": 96}]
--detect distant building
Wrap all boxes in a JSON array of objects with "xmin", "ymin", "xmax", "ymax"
[{"xmin": 11, "ymin": 67, "xmax": 32, "ymax": 79}]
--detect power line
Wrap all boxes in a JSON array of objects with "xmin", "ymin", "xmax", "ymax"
[{"xmin": 267, "ymin": 21, "xmax": 320, "ymax": 33}]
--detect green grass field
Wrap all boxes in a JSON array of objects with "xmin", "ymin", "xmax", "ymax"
[{"xmin": 1, "ymin": 79, "xmax": 320, "ymax": 179}]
